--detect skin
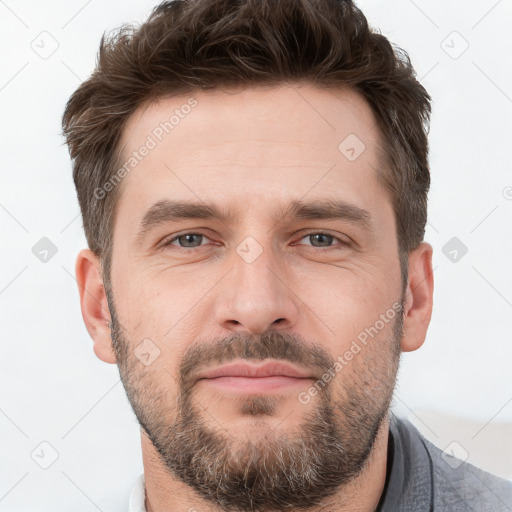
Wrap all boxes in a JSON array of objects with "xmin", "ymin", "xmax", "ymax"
[{"xmin": 76, "ymin": 83, "xmax": 434, "ymax": 512}]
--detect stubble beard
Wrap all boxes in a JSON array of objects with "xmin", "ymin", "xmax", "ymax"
[{"xmin": 107, "ymin": 288, "xmax": 404, "ymax": 511}]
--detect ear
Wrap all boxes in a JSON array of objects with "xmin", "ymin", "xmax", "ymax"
[
  {"xmin": 401, "ymin": 242, "xmax": 434, "ymax": 353},
  {"xmin": 75, "ymin": 248, "xmax": 117, "ymax": 364}
]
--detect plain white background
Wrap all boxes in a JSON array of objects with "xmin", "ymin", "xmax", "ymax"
[{"xmin": 1, "ymin": 0, "xmax": 511, "ymax": 510}]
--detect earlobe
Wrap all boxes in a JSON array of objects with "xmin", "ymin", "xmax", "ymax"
[
  {"xmin": 75, "ymin": 249, "xmax": 117, "ymax": 364},
  {"xmin": 401, "ymin": 242, "xmax": 434, "ymax": 353}
]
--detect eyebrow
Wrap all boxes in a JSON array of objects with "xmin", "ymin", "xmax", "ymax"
[{"xmin": 135, "ymin": 198, "xmax": 374, "ymax": 244}]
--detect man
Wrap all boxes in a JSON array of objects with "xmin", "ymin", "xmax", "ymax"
[{"xmin": 61, "ymin": 0, "xmax": 512, "ymax": 510}]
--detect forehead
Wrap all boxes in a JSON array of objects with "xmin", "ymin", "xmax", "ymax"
[
  {"xmin": 114, "ymin": 83, "xmax": 391, "ymax": 231},
  {"xmin": 120, "ymin": 83, "xmax": 381, "ymax": 157}
]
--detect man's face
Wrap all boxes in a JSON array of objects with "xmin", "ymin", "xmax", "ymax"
[{"xmin": 108, "ymin": 84, "xmax": 405, "ymax": 510}]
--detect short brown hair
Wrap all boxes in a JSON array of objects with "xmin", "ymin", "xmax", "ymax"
[{"xmin": 62, "ymin": 0, "xmax": 431, "ymax": 291}]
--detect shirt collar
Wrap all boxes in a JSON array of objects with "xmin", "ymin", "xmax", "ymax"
[
  {"xmin": 129, "ymin": 472, "xmax": 146, "ymax": 512},
  {"xmin": 377, "ymin": 412, "xmax": 433, "ymax": 511}
]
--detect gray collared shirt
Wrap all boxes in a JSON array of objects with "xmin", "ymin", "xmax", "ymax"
[{"xmin": 377, "ymin": 412, "xmax": 512, "ymax": 511}]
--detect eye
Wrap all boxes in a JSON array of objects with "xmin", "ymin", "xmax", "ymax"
[
  {"xmin": 162, "ymin": 232, "xmax": 213, "ymax": 250},
  {"xmin": 295, "ymin": 232, "xmax": 351, "ymax": 250}
]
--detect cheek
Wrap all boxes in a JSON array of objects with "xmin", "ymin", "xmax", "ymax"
[
  {"xmin": 111, "ymin": 261, "xmax": 186, "ymax": 331},
  {"xmin": 112, "ymin": 270, "xmax": 215, "ymax": 370},
  {"xmin": 296, "ymin": 264, "xmax": 395, "ymax": 326},
  {"xmin": 296, "ymin": 276, "xmax": 400, "ymax": 382}
]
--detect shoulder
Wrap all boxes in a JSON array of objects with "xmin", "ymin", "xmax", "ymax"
[{"xmin": 400, "ymin": 417, "xmax": 512, "ymax": 511}]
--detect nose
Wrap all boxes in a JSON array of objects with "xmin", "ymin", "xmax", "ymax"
[{"xmin": 213, "ymin": 240, "xmax": 300, "ymax": 334}]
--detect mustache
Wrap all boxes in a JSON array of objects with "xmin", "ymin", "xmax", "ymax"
[{"xmin": 179, "ymin": 330, "xmax": 334, "ymax": 391}]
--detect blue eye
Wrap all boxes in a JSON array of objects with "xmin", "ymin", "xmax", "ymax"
[
  {"xmin": 296, "ymin": 232, "xmax": 350, "ymax": 250},
  {"xmin": 164, "ymin": 233, "xmax": 211, "ymax": 249}
]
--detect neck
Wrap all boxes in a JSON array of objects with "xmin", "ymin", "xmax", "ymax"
[{"xmin": 141, "ymin": 413, "xmax": 391, "ymax": 512}]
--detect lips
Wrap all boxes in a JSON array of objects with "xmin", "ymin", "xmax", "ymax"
[{"xmin": 195, "ymin": 361, "xmax": 314, "ymax": 381}]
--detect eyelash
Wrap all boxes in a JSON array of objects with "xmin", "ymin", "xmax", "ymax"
[{"xmin": 161, "ymin": 231, "xmax": 351, "ymax": 253}]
